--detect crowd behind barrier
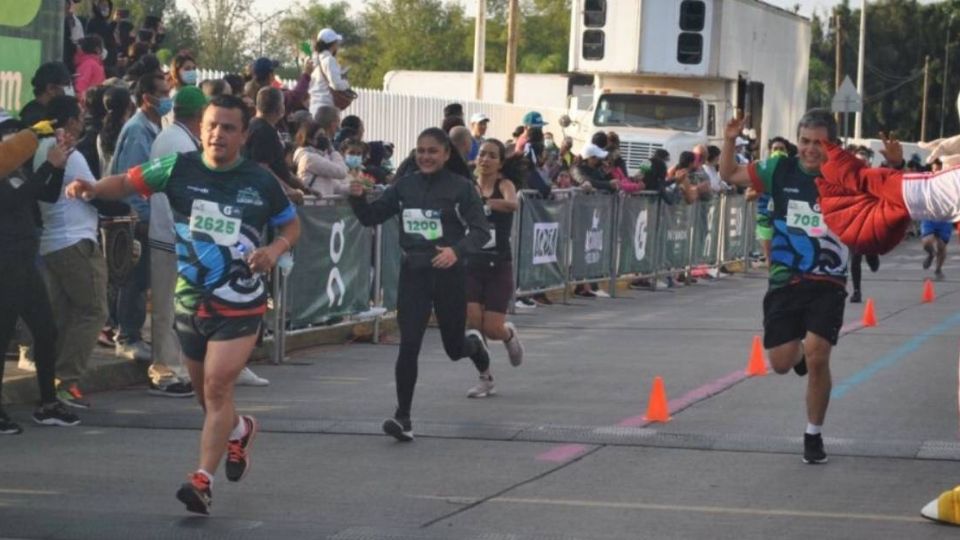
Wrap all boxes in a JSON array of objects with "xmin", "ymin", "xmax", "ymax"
[{"xmin": 265, "ymin": 190, "xmax": 756, "ymax": 363}]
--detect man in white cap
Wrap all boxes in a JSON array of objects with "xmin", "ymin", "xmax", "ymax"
[
  {"xmin": 309, "ymin": 27, "xmax": 351, "ymax": 115},
  {"xmin": 467, "ymin": 112, "xmax": 489, "ymax": 162}
]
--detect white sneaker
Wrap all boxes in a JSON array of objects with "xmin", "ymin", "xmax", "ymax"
[
  {"xmin": 236, "ymin": 367, "xmax": 269, "ymax": 387},
  {"xmin": 594, "ymin": 289, "xmax": 611, "ymax": 298},
  {"xmin": 115, "ymin": 341, "xmax": 152, "ymax": 362},
  {"xmin": 467, "ymin": 375, "xmax": 496, "ymax": 398},
  {"xmin": 503, "ymin": 322, "xmax": 524, "ymax": 367},
  {"xmin": 17, "ymin": 345, "xmax": 35, "ymax": 372},
  {"xmin": 515, "ymin": 299, "xmax": 536, "ymax": 309}
]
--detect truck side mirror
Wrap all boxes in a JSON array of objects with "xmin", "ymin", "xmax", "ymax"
[{"xmin": 558, "ymin": 114, "xmax": 572, "ymax": 128}]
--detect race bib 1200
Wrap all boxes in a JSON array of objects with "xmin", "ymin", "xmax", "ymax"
[
  {"xmin": 189, "ymin": 200, "xmax": 242, "ymax": 246},
  {"xmin": 402, "ymin": 209, "xmax": 443, "ymax": 241}
]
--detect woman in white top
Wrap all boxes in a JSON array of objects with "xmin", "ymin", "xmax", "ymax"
[
  {"xmin": 292, "ymin": 120, "xmax": 349, "ymax": 197},
  {"xmin": 308, "ymin": 28, "xmax": 350, "ymax": 115}
]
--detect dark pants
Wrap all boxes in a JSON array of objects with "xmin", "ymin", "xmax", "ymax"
[
  {"xmin": 394, "ymin": 260, "xmax": 480, "ymax": 419},
  {"xmin": 116, "ymin": 242, "xmax": 149, "ymax": 344},
  {"xmin": 0, "ymin": 253, "xmax": 58, "ymax": 405}
]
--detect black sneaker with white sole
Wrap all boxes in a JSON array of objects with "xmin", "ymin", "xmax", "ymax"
[
  {"xmin": 148, "ymin": 380, "xmax": 195, "ymax": 398},
  {"xmin": 33, "ymin": 402, "xmax": 81, "ymax": 427},
  {"xmin": 465, "ymin": 329, "xmax": 490, "ymax": 367},
  {"xmin": 0, "ymin": 411, "xmax": 23, "ymax": 435},
  {"xmin": 382, "ymin": 417, "xmax": 414, "ymax": 442},
  {"xmin": 793, "ymin": 356, "xmax": 807, "ymax": 377},
  {"xmin": 802, "ymin": 433, "xmax": 828, "ymax": 464}
]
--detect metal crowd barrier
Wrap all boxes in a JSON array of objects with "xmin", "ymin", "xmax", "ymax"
[{"xmin": 265, "ymin": 190, "xmax": 755, "ymax": 363}]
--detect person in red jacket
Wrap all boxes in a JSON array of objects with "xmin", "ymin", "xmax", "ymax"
[{"xmin": 815, "ymin": 134, "xmax": 960, "ymax": 525}]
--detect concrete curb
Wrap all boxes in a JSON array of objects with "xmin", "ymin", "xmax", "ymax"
[{"xmin": 2, "ymin": 315, "xmax": 398, "ymax": 406}]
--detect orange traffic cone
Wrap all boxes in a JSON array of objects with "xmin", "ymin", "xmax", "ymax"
[
  {"xmin": 862, "ymin": 298, "xmax": 877, "ymax": 327},
  {"xmin": 745, "ymin": 335, "xmax": 767, "ymax": 376},
  {"xmin": 923, "ymin": 279, "xmax": 936, "ymax": 303},
  {"xmin": 643, "ymin": 376, "xmax": 672, "ymax": 423}
]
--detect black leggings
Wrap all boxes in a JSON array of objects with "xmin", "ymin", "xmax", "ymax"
[
  {"xmin": 394, "ymin": 261, "xmax": 482, "ymax": 419},
  {"xmin": 850, "ymin": 253, "xmax": 879, "ymax": 292},
  {"xmin": 0, "ymin": 255, "xmax": 58, "ymax": 406}
]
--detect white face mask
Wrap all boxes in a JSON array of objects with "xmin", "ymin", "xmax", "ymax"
[
  {"xmin": 100, "ymin": 48, "xmax": 108, "ymax": 60},
  {"xmin": 63, "ymin": 86, "xmax": 75, "ymax": 97}
]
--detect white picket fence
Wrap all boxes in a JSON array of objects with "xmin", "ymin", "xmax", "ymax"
[{"xmin": 196, "ymin": 69, "xmax": 568, "ymax": 158}]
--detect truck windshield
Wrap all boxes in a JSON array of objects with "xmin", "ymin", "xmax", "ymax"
[{"xmin": 594, "ymin": 94, "xmax": 703, "ymax": 132}]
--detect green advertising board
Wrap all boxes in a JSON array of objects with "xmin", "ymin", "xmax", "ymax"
[
  {"xmin": 618, "ymin": 194, "xmax": 659, "ymax": 276},
  {"xmin": 658, "ymin": 202, "xmax": 694, "ymax": 271},
  {"xmin": 0, "ymin": 0, "xmax": 63, "ymax": 116}
]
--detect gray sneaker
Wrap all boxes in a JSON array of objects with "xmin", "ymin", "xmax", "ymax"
[
  {"xmin": 115, "ymin": 341, "xmax": 152, "ymax": 362},
  {"xmin": 503, "ymin": 322, "xmax": 524, "ymax": 367},
  {"xmin": 236, "ymin": 367, "xmax": 269, "ymax": 387},
  {"xmin": 467, "ymin": 374, "xmax": 496, "ymax": 398}
]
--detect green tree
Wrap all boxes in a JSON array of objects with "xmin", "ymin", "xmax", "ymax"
[
  {"xmin": 271, "ymin": 1, "xmax": 360, "ymax": 78},
  {"xmin": 188, "ymin": 0, "xmax": 253, "ymax": 71}
]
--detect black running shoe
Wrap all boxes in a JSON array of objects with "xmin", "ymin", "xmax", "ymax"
[
  {"xmin": 923, "ymin": 245, "xmax": 935, "ymax": 270},
  {"xmin": 802, "ymin": 433, "xmax": 828, "ymax": 464},
  {"xmin": 176, "ymin": 472, "xmax": 212, "ymax": 515},
  {"xmin": 33, "ymin": 402, "xmax": 80, "ymax": 427},
  {"xmin": 465, "ymin": 330, "xmax": 490, "ymax": 367},
  {"xmin": 793, "ymin": 356, "xmax": 808, "ymax": 377},
  {"xmin": 866, "ymin": 254, "xmax": 880, "ymax": 272},
  {"xmin": 0, "ymin": 411, "xmax": 22, "ymax": 435},
  {"xmin": 225, "ymin": 415, "xmax": 257, "ymax": 482},
  {"xmin": 849, "ymin": 290, "xmax": 862, "ymax": 304},
  {"xmin": 382, "ymin": 417, "xmax": 414, "ymax": 442}
]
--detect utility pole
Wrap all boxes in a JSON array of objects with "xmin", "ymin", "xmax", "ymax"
[
  {"xmin": 472, "ymin": 0, "xmax": 486, "ymax": 100},
  {"xmin": 835, "ymin": 13, "xmax": 843, "ymax": 125},
  {"xmin": 922, "ymin": 55, "xmax": 930, "ymax": 141},
  {"xmin": 505, "ymin": 0, "xmax": 519, "ymax": 104},
  {"xmin": 252, "ymin": 9, "xmax": 288, "ymax": 59},
  {"xmin": 941, "ymin": 15, "xmax": 955, "ymax": 139},
  {"xmin": 854, "ymin": 0, "xmax": 866, "ymax": 140}
]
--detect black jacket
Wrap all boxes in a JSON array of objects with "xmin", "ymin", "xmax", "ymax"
[
  {"xmin": 0, "ymin": 160, "xmax": 64, "ymax": 256},
  {"xmin": 349, "ymin": 169, "xmax": 490, "ymax": 262}
]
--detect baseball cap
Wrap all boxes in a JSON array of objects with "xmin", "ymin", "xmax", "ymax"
[
  {"xmin": 173, "ymin": 86, "xmax": 208, "ymax": 117},
  {"xmin": 522, "ymin": 111, "xmax": 547, "ymax": 127},
  {"xmin": 252, "ymin": 57, "xmax": 278, "ymax": 79},
  {"xmin": 316, "ymin": 28, "xmax": 343, "ymax": 44},
  {"xmin": 470, "ymin": 112, "xmax": 489, "ymax": 124},
  {"xmin": 582, "ymin": 143, "xmax": 609, "ymax": 160}
]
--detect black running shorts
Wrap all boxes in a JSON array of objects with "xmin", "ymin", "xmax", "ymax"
[
  {"xmin": 762, "ymin": 280, "xmax": 847, "ymax": 348},
  {"xmin": 174, "ymin": 313, "xmax": 262, "ymax": 362},
  {"xmin": 465, "ymin": 260, "xmax": 515, "ymax": 314}
]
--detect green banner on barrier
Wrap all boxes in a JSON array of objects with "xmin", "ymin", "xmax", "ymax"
[
  {"xmin": 517, "ymin": 196, "xmax": 568, "ymax": 292},
  {"xmin": 0, "ymin": 0, "xmax": 63, "ymax": 116},
  {"xmin": 618, "ymin": 194, "xmax": 659, "ymax": 275},
  {"xmin": 286, "ymin": 203, "xmax": 373, "ymax": 328},
  {"xmin": 569, "ymin": 193, "xmax": 615, "ymax": 281},
  {"xmin": 724, "ymin": 195, "xmax": 748, "ymax": 260},
  {"xmin": 692, "ymin": 197, "xmax": 722, "ymax": 265},
  {"xmin": 658, "ymin": 202, "xmax": 693, "ymax": 271},
  {"xmin": 380, "ymin": 217, "xmax": 401, "ymax": 311}
]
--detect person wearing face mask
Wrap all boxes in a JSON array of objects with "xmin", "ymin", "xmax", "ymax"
[
  {"xmin": 108, "ymin": 72, "xmax": 171, "ymax": 364},
  {"xmin": 74, "ymin": 36, "xmax": 106, "ymax": 99},
  {"xmin": 292, "ymin": 119, "xmax": 348, "ymax": 197},
  {"xmin": 308, "ymin": 28, "xmax": 351, "ymax": 115},
  {"xmin": 341, "ymin": 138, "xmax": 378, "ymax": 188},
  {"xmin": 169, "ymin": 52, "xmax": 199, "ymax": 94},
  {"xmin": 348, "ymin": 128, "xmax": 492, "ymax": 442},
  {"xmin": 20, "ymin": 62, "xmax": 74, "ymax": 127},
  {"xmin": 86, "ymin": 0, "xmax": 118, "ymax": 70}
]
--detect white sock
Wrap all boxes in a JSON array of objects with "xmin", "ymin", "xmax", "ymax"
[
  {"xmin": 805, "ymin": 423, "xmax": 822, "ymax": 435},
  {"xmin": 229, "ymin": 417, "xmax": 247, "ymax": 441},
  {"xmin": 197, "ymin": 469, "xmax": 214, "ymax": 486}
]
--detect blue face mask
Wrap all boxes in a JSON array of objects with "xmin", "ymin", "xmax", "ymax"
[
  {"xmin": 382, "ymin": 158, "xmax": 393, "ymax": 171},
  {"xmin": 154, "ymin": 97, "xmax": 173, "ymax": 116},
  {"xmin": 345, "ymin": 155, "xmax": 363, "ymax": 169},
  {"xmin": 180, "ymin": 70, "xmax": 198, "ymax": 86}
]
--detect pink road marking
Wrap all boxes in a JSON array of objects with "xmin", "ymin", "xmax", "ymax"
[{"xmin": 536, "ymin": 444, "xmax": 590, "ymax": 463}]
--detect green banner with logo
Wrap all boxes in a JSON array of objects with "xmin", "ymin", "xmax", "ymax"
[
  {"xmin": 692, "ymin": 197, "xmax": 722, "ymax": 265},
  {"xmin": 516, "ymin": 195, "xmax": 568, "ymax": 292},
  {"xmin": 0, "ymin": 0, "xmax": 62, "ymax": 116},
  {"xmin": 569, "ymin": 193, "xmax": 615, "ymax": 281},
  {"xmin": 618, "ymin": 194, "xmax": 659, "ymax": 275},
  {"xmin": 658, "ymin": 202, "xmax": 694, "ymax": 271},
  {"xmin": 723, "ymin": 194, "xmax": 748, "ymax": 261},
  {"xmin": 380, "ymin": 216, "xmax": 401, "ymax": 311},
  {"xmin": 286, "ymin": 202, "xmax": 373, "ymax": 328}
]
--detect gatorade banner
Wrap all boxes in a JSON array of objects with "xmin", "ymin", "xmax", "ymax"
[
  {"xmin": 286, "ymin": 202, "xmax": 374, "ymax": 328},
  {"xmin": 692, "ymin": 197, "xmax": 722, "ymax": 266},
  {"xmin": 516, "ymin": 195, "xmax": 569, "ymax": 292},
  {"xmin": 658, "ymin": 202, "xmax": 694, "ymax": 271},
  {"xmin": 618, "ymin": 194, "xmax": 659, "ymax": 276},
  {"xmin": 380, "ymin": 217, "xmax": 401, "ymax": 311},
  {"xmin": 723, "ymin": 194, "xmax": 748, "ymax": 261},
  {"xmin": 0, "ymin": 0, "xmax": 62, "ymax": 115},
  {"xmin": 569, "ymin": 193, "xmax": 615, "ymax": 281}
]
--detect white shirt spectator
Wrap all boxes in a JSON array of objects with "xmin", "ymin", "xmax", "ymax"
[
  {"xmin": 293, "ymin": 145, "xmax": 349, "ymax": 197},
  {"xmin": 34, "ymin": 138, "xmax": 99, "ymax": 256},
  {"xmin": 149, "ymin": 122, "xmax": 201, "ymax": 252},
  {"xmin": 702, "ymin": 165, "xmax": 727, "ymax": 193},
  {"xmin": 309, "ymin": 50, "xmax": 350, "ymax": 115}
]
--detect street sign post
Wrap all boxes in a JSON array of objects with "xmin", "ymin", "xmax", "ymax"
[{"xmin": 831, "ymin": 75, "xmax": 863, "ymax": 145}]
